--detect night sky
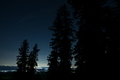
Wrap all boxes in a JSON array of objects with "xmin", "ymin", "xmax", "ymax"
[
  {"xmin": 0, "ymin": 0, "xmax": 115, "ymax": 68},
  {"xmin": 0, "ymin": 0, "xmax": 69, "ymax": 67}
]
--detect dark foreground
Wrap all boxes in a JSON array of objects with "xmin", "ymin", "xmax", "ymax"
[{"xmin": 0, "ymin": 72, "xmax": 47, "ymax": 80}]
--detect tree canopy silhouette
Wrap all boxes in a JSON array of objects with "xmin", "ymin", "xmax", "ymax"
[
  {"xmin": 68, "ymin": 0, "xmax": 108, "ymax": 78},
  {"xmin": 105, "ymin": 0, "xmax": 120, "ymax": 75},
  {"xmin": 27, "ymin": 44, "xmax": 40, "ymax": 73},
  {"xmin": 47, "ymin": 4, "xmax": 74, "ymax": 80},
  {"xmin": 16, "ymin": 39, "xmax": 29, "ymax": 73},
  {"xmin": 16, "ymin": 40, "xmax": 40, "ymax": 74}
]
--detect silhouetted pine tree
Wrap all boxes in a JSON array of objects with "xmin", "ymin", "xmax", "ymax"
[
  {"xmin": 113, "ymin": 0, "xmax": 120, "ymax": 73},
  {"xmin": 57, "ymin": 4, "xmax": 74, "ymax": 80},
  {"xmin": 47, "ymin": 5, "xmax": 62, "ymax": 80},
  {"xmin": 68, "ymin": 0, "xmax": 107, "ymax": 78},
  {"xmin": 105, "ymin": 0, "xmax": 120, "ymax": 75},
  {"xmin": 27, "ymin": 44, "xmax": 40, "ymax": 73},
  {"xmin": 47, "ymin": 4, "xmax": 74, "ymax": 80},
  {"xmin": 101, "ymin": 5, "xmax": 114, "ymax": 76},
  {"xmin": 16, "ymin": 39, "xmax": 29, "ymax": 73},
  {"xmin": 47, "ymin": 50, "xmax": 58, "ymax": 80}
]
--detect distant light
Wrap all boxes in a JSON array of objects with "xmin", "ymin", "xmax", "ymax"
[
  {"xmin": 0, "ymin": 70, "xmax": 16, "ymax": 72},
  {"xmin": 2, "ymin": 70, "xmax": 8, "ymax": 72}
]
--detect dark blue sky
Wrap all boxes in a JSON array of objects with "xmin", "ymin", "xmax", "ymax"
[
  {"xmin": 0, "ymin": 0, "xmax": 69, "ymax": 67},
  {"xmin": 0, "ymin": 0, "xmax": 116, "ymax": 67}
]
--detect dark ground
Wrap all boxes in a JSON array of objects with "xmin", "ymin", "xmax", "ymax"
[{"xmin": 0, "ymin": 72, "xmax": 46, "ymax": 80}]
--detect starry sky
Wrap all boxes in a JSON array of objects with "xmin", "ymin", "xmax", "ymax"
[
  {"xmin": 0, "ymin": 0, "xmax": 116, "ymax": 68},
  {"xmin": 0, "ymin": 0, "xmax": 70, "ymax": 67}
]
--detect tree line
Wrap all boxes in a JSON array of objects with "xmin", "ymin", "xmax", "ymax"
[
  {"xmin": 47, "ymin": 0, "xmax": 120, "ymax": 79},
  {"xmin": 16, "ymin": 0, "xmax": 120, "ymax": 79},
  {"xmin": 16, "ymin": 39, "xmax": 40, "ymax": 73}
]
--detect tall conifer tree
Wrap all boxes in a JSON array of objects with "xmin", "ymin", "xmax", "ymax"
[
  {"xmin": 27, "ymin": 44, "xmax": 40, "ymax": 73},
  {"xmin": 68, "ymin": 0, "xmax": 107, "ymax": 78},
  {"xmin": 105, "ymin": 0, "xmax": 120, "ymax": 75},
  {"xmin": 16, "ymin": 39, "xmax": 29, "ymax": 73},
  {"xmin": 47, "ymin": 4, "xmax": 74, "ymax": 80}
]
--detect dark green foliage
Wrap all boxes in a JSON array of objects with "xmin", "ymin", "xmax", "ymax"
[
  {"xmin": 47, "ymin": 4, "xmax": 74, "ymax": 80},
  {"xmin": 16, "ymin": 39, "xmax": 29, "ymax": 73}
]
